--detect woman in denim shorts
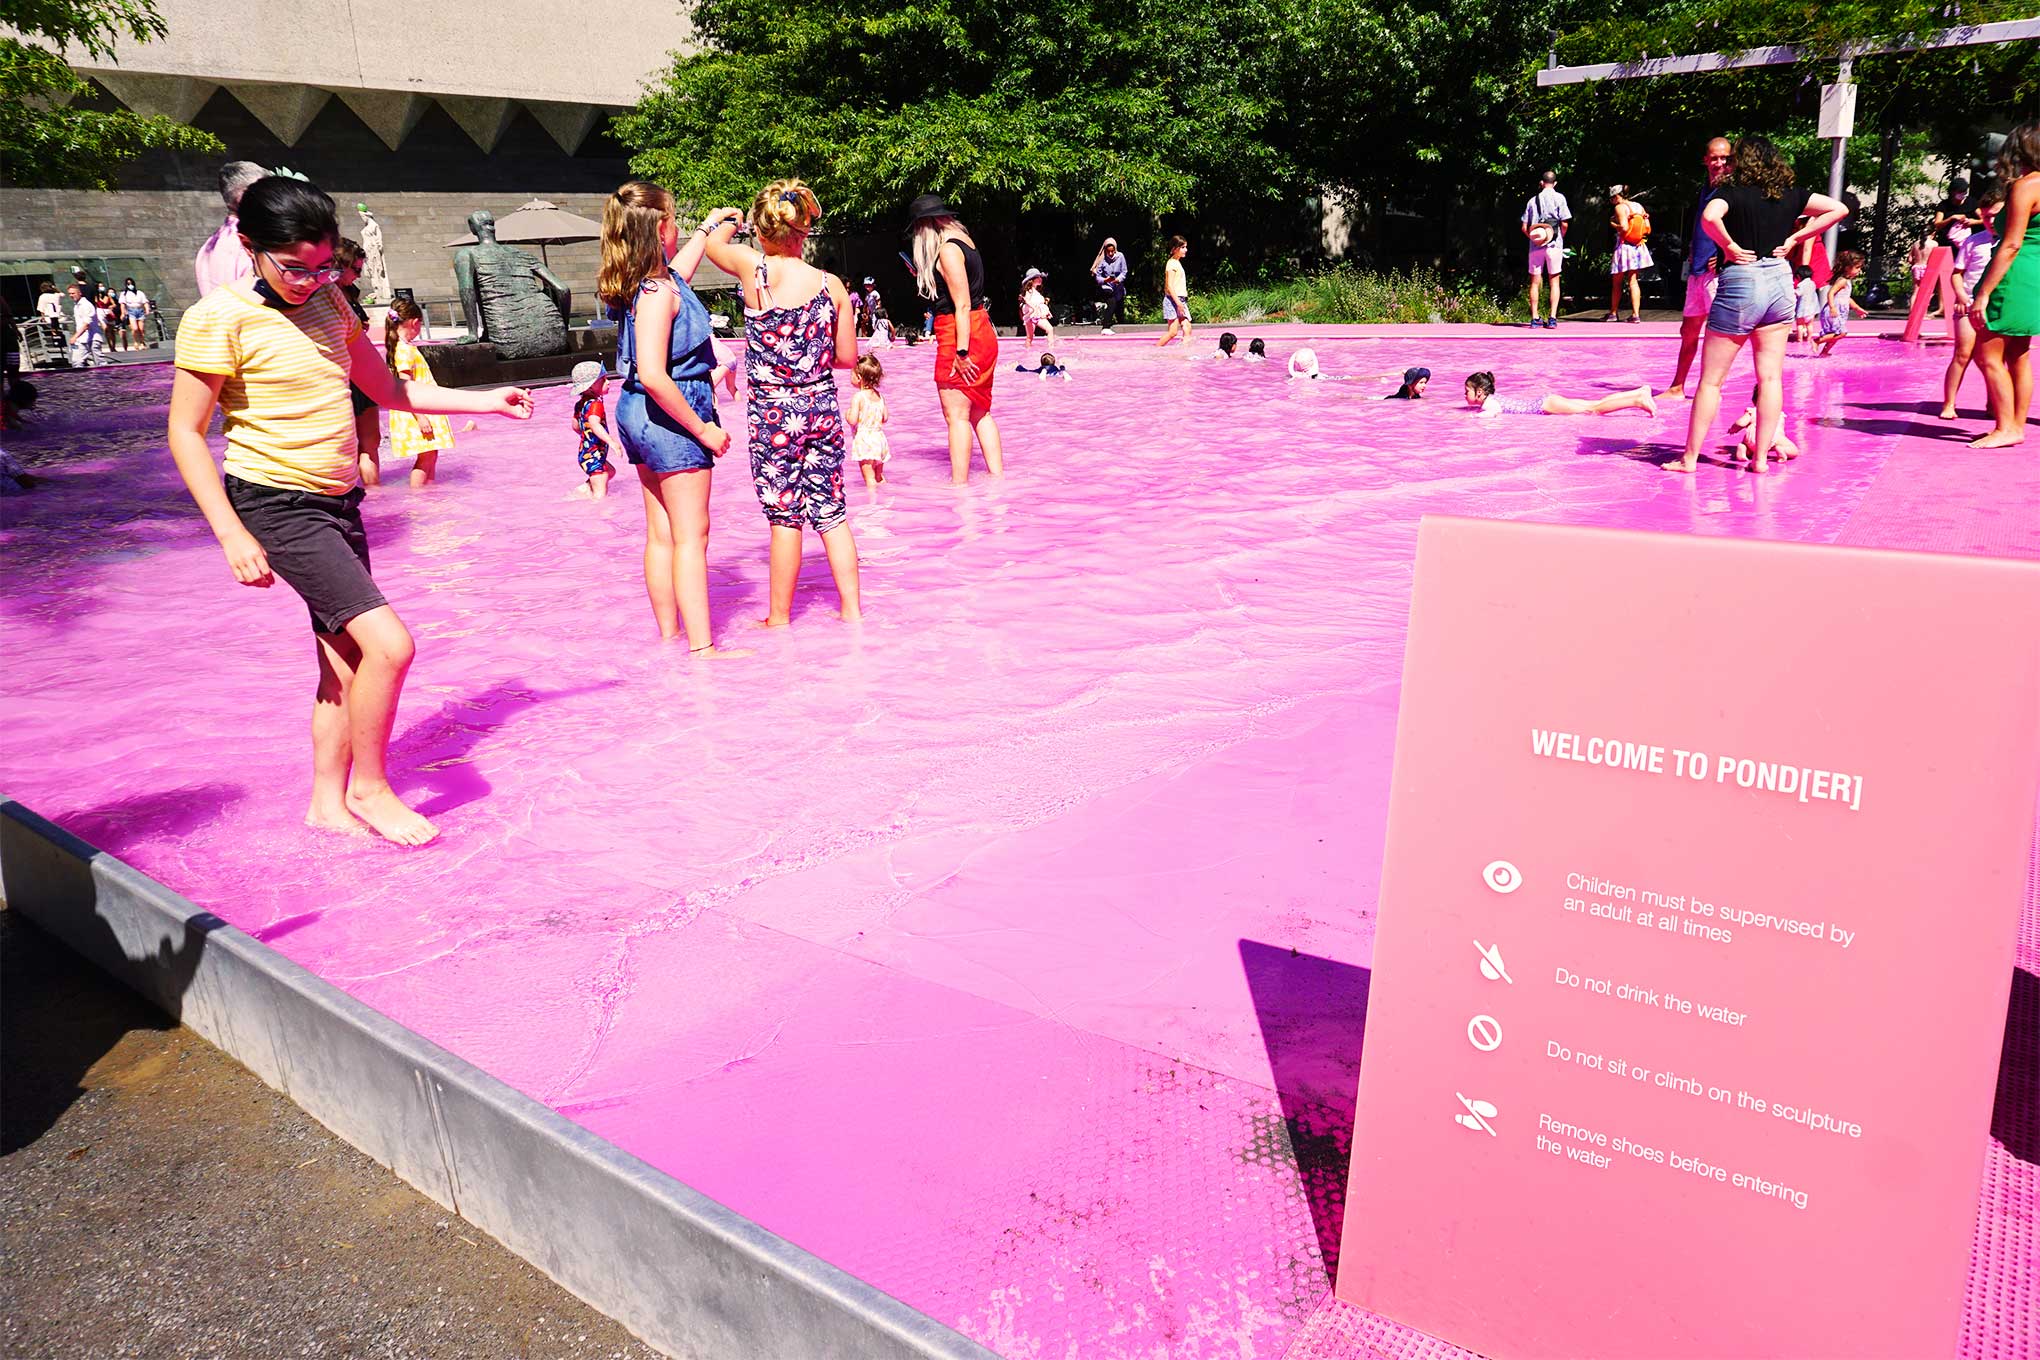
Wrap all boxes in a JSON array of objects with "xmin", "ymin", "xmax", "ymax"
[{"xmin": 1674, "ymin": 137, "xmax": 1849, "ymax": 474}]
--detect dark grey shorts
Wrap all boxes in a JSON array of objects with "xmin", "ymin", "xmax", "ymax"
[{"xmin": 226, "ymin": 475, "xmax": 386, "ymax": 635}]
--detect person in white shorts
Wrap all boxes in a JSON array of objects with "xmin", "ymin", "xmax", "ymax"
[
  {"xmin": 1521, "ymin": 170, "xmax": 1571, "ymax": 328},
  {"xmin": 1664, "ymin": 136, "xmax": 1734, "ymax": 396}
]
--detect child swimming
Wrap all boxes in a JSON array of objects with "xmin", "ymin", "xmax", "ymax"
[
  {"xmin": 1244, "ymin": 338, "xmax": 1268, "ymax": 362},
  {"xmin": 846, "ymin": 352, "xmax": 891, "ymax": 488},
  {"xmin": 384, "ymin": 298, "xmax": 452, "ymax": 487},
  {"xmin": 166, "ymin": 176, "xmax": 532, "ymax": 844},
  {"xmin": 1288, "ymin": 348, "xmax": 1322, "ymax": 380},
  {"xmin": 1463, "ymin": 370, "xmax": 1657, "ymax": 417},
  {"xmin": 1013, "ymin": 351, "xmax": 1070, "ymax": 380},
  {"xmin": 1213, "ymin": 332, "xmax": 1238, "ymax": 359},
  {"xmin": 568, "ymin": 360, "xmax": 620, "ymax": 498},
  {"xmin": 1385, "ymin": 366, "xmax": 1431, "ymax": 399}
]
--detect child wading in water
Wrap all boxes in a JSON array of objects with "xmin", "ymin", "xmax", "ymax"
[
  {"xmin": 569, "ymin": 360, "xmax": 621, "ymax": 497},
  {"xmin": 1019, "ymin": 268, "xmax": 1054, "ymax": 346},
  {"xmin": 846, "ymin": 353, "xmax": 891, "ymax": 489},
  {"xmin": 1814, "ymin": 250, "xmax": 1868, "ymax": 356},
  {"xmin": 384, "ymin": 298, "xmax": 453, "ymax": 486},
  {"xmin": 1157, "ymin": 236, "xmax": 1192, "ymax": 347},
  {"xmin": 700, "ymin": 179, "xmax": 861, "ymax": 626},
  {"xmin": 1463, "ymin": 370, "xmax": 1658, "ymax": 417},
  {"xmin": 166, "ymin": 177, "xmax": 532, "ymax": 844}
]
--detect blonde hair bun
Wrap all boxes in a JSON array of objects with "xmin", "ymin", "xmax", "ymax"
[{"xmin": 751, "ymin": 179, "xmax": 821, "ymax": 245}]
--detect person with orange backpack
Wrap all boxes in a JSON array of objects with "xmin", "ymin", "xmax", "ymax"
[{"xmin": 1606, "ymin": 185, "xmax": 1654, "ymax": 323}]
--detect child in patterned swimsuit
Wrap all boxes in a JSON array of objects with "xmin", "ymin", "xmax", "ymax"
[
  {"xmin": 568, "ymin": 360, "xmax": 621, "ymax": 498},
  {"xmin": 699, "ymin": 178, "xmax": 862, "ymax": 626},
  {"xmin": 846, "ymin": 353, "xmax": 891, "ymax": 489}
]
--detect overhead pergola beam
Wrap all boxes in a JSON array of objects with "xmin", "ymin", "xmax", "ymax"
[{"xmin": 1536, "ymin": 16, "xmax": 2040, "ymax": 86}]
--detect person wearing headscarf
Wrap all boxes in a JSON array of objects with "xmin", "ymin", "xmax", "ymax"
[{"xmin": 1090, "ymin": 237, "xmax": 1128, "ymax": 332}]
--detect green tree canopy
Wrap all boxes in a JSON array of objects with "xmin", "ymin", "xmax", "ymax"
[
  {"xmin": 2, "ymin": 0, "xmax": 223, "ymax": 189},
  {"xmin": 616, "ymin": 0, "xmax": 1308, "ymax": 229}
]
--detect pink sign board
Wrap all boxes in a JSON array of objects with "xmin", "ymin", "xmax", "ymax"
[{"xmin": 1337, "ymin": 517, "xmax": 2040, "ymax": 1359}]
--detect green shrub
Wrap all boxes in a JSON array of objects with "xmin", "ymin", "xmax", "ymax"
[{"xmin": 1134, "ymin": 268, "xmax": 1510, "ymax": 325}]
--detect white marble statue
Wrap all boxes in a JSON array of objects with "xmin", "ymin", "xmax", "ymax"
[{"xmin": 357, "ymin": 204, "xmax": 391, "ymax": 305}]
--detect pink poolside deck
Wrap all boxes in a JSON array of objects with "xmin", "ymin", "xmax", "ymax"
[{"xmin": 2, "ymin": 325, "xmax": 2034, "ymax": 1359}]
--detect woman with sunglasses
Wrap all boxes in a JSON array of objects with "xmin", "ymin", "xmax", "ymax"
[{"xmin": 168, "ymin": 177, "xmax": 533, "ymax": 845}]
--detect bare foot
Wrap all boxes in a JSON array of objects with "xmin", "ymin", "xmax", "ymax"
[
  {"xmin": 690, "ymin": 643, "xmax": 754, "ymax": 658},
  {"xmin": 1748, "ymin": 454, "xmax": 1768, "ymax": 474},
  {"xmin": 754, "ymin": 615, "xmax": 792, "ymax": 629},
  {"xmin": 305, "ymin": 803, "xmax": 370, "ymax": 837},
  {"xmin": 1937, "ymin": 407, "xmax": 1959, "ymax": 420},
  {"xmin": 344, "ymin": 783, "xmax": 438, "ymax": 846},
  {"xmin": 1657, "ymin": 386, "xmax": 1687, "ymax": 400},
  {"xmin": 1638, "ymin": 389, "xmax": 1659, "ymax": 418},
  {"xmin": 840, "ymin": 606, "xmax": 863, "ymax": 623},
  {"xmin": 1666, "ymin": 457, "xmax": 1697, "ymax": 474},
  {"xmin": 1969, "ymin": 431, "xmax": 2025, "ymax": 448}
]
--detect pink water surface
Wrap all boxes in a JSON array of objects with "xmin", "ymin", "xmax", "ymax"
[{"xmin": 4, "ymin": 326, "xmax": 2035, "ymax": 1359}]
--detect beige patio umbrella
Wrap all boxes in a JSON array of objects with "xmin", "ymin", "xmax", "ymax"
[{"xmin": 443, "ymin": 199, "xmax": 603, "ymax": 268}]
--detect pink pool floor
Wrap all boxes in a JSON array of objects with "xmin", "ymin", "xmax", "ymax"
[{"xmin": 4, "ymin": 325, "xmax": 2036, "ymax": 1359}]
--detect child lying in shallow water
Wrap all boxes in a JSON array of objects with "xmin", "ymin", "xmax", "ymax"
[{"xmin": 1463, "ymin": 370, "xmax": 1657, "ymax": 418}]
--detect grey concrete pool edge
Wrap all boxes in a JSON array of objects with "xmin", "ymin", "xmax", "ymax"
[{"xmin": 0, "ymin": 798, "xmax": 998, "ymax": 1360}]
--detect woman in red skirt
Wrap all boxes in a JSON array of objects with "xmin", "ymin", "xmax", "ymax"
[{"xmin": 907, "ymin": 194, "xmax": 1004, "ymax": 483}]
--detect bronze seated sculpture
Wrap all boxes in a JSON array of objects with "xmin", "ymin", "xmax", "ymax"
[{"xmin": 452, "ymin": 210, "xmax": 569, "ymax": 360}]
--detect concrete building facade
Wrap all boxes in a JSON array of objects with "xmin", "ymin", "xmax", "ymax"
[{"xmin": 2, "ymin": 0, "xmax": 701, "ymax": 338}]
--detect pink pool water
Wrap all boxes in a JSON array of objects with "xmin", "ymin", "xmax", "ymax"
[{"xmin": 4, "ymin": 326, "xmax": 2035, "ymax": 1360}]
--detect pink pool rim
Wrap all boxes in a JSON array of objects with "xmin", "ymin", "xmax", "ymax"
[{"xmin": 3, "ymin": 324, "xmax": 2034, "ymax": 1359}]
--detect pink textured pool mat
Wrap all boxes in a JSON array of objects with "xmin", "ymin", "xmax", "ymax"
[{"xmin": 3, "ymin": 327, "xmax": 2033, "ymax": 1359}]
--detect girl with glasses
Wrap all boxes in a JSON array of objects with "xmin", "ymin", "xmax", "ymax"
[{"xmin": 167, "ymin": 176, "xmax": 534, "ymax": 845}]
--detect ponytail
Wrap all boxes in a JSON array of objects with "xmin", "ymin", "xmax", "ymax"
[{"xmin": 385, "ymin": 296, "xmax": 423, "ymax": 376}]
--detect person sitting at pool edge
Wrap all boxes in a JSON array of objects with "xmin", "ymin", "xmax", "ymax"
[
  {"xmin": 1464, "ymin": 370, "xmax": 1657, "ymax": 417},
  {"xmin": 1386, "ymin": 366, "xmax": 1431, "ymax": 399}
]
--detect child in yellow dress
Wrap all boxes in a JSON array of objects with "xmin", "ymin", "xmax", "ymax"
[{"xmin": 384, "ymin": 298, "xmax": 452, "ymax": 486}]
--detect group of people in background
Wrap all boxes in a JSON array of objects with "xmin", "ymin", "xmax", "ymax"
[{"xmin": 33, "ymin": 275, "xmax": 158, "ymax": 366}]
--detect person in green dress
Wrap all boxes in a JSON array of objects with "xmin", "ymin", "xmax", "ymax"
[{"xmin": 1968, "ymin": 120, "xmax": 2040, "ymax": 449}]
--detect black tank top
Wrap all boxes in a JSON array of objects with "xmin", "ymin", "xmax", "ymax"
[{"xmin": 929, "ymin": 237, "xmax": 988, "ymax": 315}]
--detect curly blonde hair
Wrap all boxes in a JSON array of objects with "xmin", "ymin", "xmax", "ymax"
[
  {"xmin": 750, "ymin": 179, "xmax": 821, "ymax": 247},
  {"xmin": 598, "ymin": 180, "xmax": 673, "ymax": 311}
]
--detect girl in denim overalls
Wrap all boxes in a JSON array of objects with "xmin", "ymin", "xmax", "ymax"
[{"xmin": 700, "ymin": 179, "xmax": 862, "ymax": 627}]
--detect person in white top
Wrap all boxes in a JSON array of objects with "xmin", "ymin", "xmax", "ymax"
[
  {"xmin": 66, "ymin": 284, "xmax": 104, "ymax": 367},
  {"xmin": 35, "ymin": 281, "xmax": 63, "ymax": 323},
  {"xmin": 118, "ymin": 277, "xmax": 152, "ymax": 348},
  {"xmin": 1520, "ymin": 170, "xmax": 1572, "ymax": 329}
]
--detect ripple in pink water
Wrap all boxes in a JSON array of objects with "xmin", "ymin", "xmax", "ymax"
[{"xmin": 4, "ymin": 327, "xmax": 2033, "ymax": 1358}]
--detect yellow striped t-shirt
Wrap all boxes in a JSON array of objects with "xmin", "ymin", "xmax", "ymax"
[{"xmin": 174, "ymin": 282, "xmax": 363, "ymax": 495}]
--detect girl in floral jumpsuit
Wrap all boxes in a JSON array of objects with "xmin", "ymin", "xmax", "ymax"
[{"xmin": 699, "ymin": 179, "xmax": 862, "ymax": 626}]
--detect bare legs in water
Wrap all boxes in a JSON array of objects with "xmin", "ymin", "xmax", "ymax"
[
  {"xmin": 1674, "ymin": 321, "xmax": 1789, "ymax": 474},
  {"xmin": 939, "ymin": 387, "xmax": 1004, "ymax": 485}
]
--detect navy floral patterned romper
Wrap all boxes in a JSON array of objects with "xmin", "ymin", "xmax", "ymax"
[{"xmin": 745, "ymin": 261, "xmax": 848, "ymax": 534}]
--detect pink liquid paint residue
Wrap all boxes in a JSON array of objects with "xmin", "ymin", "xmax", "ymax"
[{"xmin": 3, "ymin": 327, "xmax": 2035, "ymax": 1359}]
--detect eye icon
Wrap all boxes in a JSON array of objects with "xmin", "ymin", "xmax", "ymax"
[{"xmin": 1482, "ymin": 860, "xmax": 1523, "ymax": 894}]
